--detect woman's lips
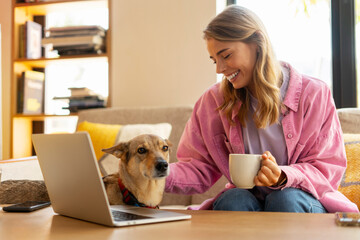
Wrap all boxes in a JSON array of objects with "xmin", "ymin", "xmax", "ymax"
[{"xmin": 226, "ymin": 70, "xmax": 240, "ymax": 83}]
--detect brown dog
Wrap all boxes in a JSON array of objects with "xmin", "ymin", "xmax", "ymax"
[{"xmin": 102, "ymin": 134, "xmax": 171, "ymax": 208}]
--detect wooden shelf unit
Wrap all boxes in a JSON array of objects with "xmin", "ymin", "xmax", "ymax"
[{"xmin": 11, "ymin": 0, "xmax": 111, "ymax": 158}]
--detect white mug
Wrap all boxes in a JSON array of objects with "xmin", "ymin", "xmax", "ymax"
[{"xmin": 229, "ymin": 154, "xmax": 262, "ymax": 189}]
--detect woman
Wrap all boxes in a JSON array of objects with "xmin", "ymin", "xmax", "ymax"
[{"xmin": 165, "ymin": 5, "xmax": 358, "ymax": 213}]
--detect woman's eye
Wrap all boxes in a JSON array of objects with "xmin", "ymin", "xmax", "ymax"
[
  {"xmin": 137, "ymin": 148, "xmax": 147, "ymax": 154},
  {"xmin": 162, "ymin": 146, "xmax": 169, "ymax": 152},
  {"xmin": 224, "ymin": 53, "xmax": 232, "ymax": 59}
]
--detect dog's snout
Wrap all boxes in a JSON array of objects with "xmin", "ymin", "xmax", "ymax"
[{"xmin": 155, "ymin": 159, "xmax": 168, "ymax": 173}]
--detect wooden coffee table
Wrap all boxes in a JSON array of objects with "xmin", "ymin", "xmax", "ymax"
[{"xmin": 0, "ymin": 206, "xmax": 359, "ymax": 240}]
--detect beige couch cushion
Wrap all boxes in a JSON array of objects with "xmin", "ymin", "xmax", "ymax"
[{"xmin": 337, "ymin": 108, "xmax": 360, "ymax": 133}]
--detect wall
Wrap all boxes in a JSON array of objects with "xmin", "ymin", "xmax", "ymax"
[{"xmin": 110, "ymin": 0, "xmax": 217, "ymax": 107}]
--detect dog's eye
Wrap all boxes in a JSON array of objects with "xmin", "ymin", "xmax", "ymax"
[
  {"xmin": 162, "ymin": 146, "xmax": 168, "ymax": 152},
  {"xmin": 137, "ymin": 147, "xmax": 147, "ymax": 154}
]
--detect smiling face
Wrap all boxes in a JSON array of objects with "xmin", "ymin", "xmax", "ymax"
[{"xmin": 206, "ymin": 38, "xmax": 258, "ymax": 92}]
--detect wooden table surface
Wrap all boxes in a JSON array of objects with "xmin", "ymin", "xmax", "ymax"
[{"xmin": 0, "ymin": 206, "xmax": 359, "ymax": 240}]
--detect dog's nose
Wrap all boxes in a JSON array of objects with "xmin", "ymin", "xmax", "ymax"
[{"xmin": 155, "ymin": 159, "xmax": 168, "ymax": 173}]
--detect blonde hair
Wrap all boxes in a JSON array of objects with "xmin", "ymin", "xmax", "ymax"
[{"xmin": 203, "ymin": 5, "xmax": 283, "ymax": 128}]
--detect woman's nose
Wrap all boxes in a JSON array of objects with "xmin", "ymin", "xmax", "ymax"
[{"xmin": 216, "ymin": 60, "xmax": 226, "ymax": 74}]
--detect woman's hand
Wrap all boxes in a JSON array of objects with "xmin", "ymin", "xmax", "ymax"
[{"xmin": 254, "ymin": 151, "xmax": 286, "ymax": 187}]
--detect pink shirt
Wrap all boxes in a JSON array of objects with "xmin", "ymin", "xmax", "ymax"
[{"xmin": 165, "ymin": 62, "xmax": 359, "ymax": 213}]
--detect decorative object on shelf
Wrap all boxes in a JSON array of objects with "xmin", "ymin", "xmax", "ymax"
[
  {"xmin": 42, "ymin": 25, "xmax": 106, "ymax": 56},
  {"xmin": 17, "ymin": 70, "xmax": 45, "ymax": 114}
]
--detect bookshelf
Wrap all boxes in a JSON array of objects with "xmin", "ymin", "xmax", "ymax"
[{"xmin": 11, "ymin": 0, "xmax": 111, "ymax": 158}]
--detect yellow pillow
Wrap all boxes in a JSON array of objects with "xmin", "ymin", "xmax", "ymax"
[
  {"xmin": 77, "ymin": 121, "xmax": 122, "ymax": 160},
  {"xmin": 338, "ymin": 134, "xmax": 360, "ymax": 209}
]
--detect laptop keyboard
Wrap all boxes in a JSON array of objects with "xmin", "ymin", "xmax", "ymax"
[{"xmin": 111, "ymin": 210, "xmax": 152, "ymax": 222}]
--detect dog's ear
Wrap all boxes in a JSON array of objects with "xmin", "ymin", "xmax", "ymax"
[{"xmin": 102, "ymin": 142, "xmax": 129, "ymax": 159}]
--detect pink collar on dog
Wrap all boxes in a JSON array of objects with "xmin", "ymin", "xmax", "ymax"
[{"xmin": 118, "ymin": 178, "xmax": 159, "ymax": 209}]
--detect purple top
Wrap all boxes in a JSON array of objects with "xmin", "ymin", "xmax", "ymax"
[{"xmin": 242, "ymin": 65, "xmax": 289, "ymax": 200}]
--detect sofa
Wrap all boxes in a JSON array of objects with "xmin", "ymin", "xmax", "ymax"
[{"xmin": 0, "ymin": 106, "xmax": 359, "ymax": 209}]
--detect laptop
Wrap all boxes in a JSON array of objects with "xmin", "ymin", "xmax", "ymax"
[{"xmin": 32, "ymin": 132, "xmax": 191, "ymax": 227}]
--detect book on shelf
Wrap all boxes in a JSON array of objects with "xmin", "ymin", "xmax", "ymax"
[
  {"xmin": 17, "ymin": 70, "xmax": 45, "ymax": 114},
  {"xmin": 45, "ymin": 25, "xmax": 106, "ymax": 38},
  {"xmin": 53, "ymin": 95, "xmax": 104, "ymax": 102},
  {"xmin": 24, "ymin": 20, "xmax": 42, "ymax": 59},
  {"xmin": 53, "ymin": 88, "xmax": 106, "ymax": 113},
  {"xmin": 17, "ymin": 0, "xmax": 59, "ymax": 2},
  {"xmin": 42, "ymin": 35, "xmax": 104, "ymax": 47},
  {"xmin": 57, "ymin": 96, "xmax": 105, "ymax": 113},
  {"xmin": 66, "ymin": 97, "xmax": 105, "ymax": 108},
  {"xmin": 19, "ymin": 24, "xmax": 25, "ymax": 58},
  {"xmin": 42, "ymin": 25, "xmax": 106, "ymax": 56},
  {"xmin": 68, "ymin": 87, "xmax": 98, "ymax": 97},
  {"xmin": 15, "ymin": 0, "xmax": 36, "ymax": 2},
  {"xmin": 55, "ymin": 45, "xmax": 104, "ymax": 55}
]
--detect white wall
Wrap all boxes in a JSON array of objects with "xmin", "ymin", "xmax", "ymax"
[{"xmin": 110, "ymin": 0, "xmax": 217, "ymax": 107}]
